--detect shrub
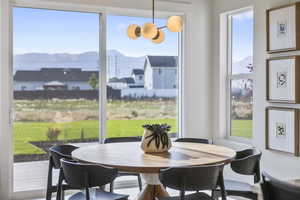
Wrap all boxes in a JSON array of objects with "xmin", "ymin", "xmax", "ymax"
[
  {"xmin": 81, "ymin": 128, "xmax": 85, "ymax": 140},
  {"xmin": 131, "ymin": 110, "xmax": 138, "ymax": 118},
  {"xmin": 46, "ymin": 128, "xmax": 61, "ymax": 141}
]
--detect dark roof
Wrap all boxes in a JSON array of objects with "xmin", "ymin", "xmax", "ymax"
[
  {"xmin": 132, "ymin": 69, "xmax": 144, "ymax": 75},
  {"xmin": 120, "ymin": 77, "xmax": 135, "ymax": 84},
  {"xmin": 109, "ymin": 77, "xmax": 135, "ymax": 84},
  {"xmin": 14, "ymin": 68, "xmax": 98, "ymax": 82},
  {"xmin": 147, "ymin": 56, "xmax": 178, "ymax": 68}
]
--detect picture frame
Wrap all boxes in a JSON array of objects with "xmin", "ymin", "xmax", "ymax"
[
  {"xmin": 266, "ymin": 56, "xmax": 300, "ymax": 103},
  {"xmin": 266, "ymin": 3, "xmax": 300, "ymax": 53},
  {"xmin": 266, "ymin": 107, "xmax": 300, "ymax": 156}
]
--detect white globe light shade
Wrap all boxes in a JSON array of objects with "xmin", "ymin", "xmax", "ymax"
[
  {"xmin": 127, "ymin": 24, "xmax": 141, "ymax": 39},
  {"xmin": 142, "ymin": 23, "xmax": 158, "ymax": 39},
  {"xmin": 152, "ymin": 30, "xmax": 165, "ymax": 44},
  {"xmin": 167, "ymin": 16, "xmax": 183, "ymax": 32}
]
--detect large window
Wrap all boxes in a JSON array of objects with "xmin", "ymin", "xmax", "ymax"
[
  {"xmin": 11, "ymin": 9, "xmax": 182, "ymax": 194},
  {"xmin": 106, "ymin": 15, "xmax": 180, "ymax": 138},
  {"xmin": 13, "ymin": 7, "xmax": 101, "ymax": 192},
  {"xmin": 227, "ymin": 9, "xmax": 253, "ymax": 139}
]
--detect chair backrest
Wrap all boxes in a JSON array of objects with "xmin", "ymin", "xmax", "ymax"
[
  {"xmin": 104, "ymin": 136, "xmax": 141, "ymax": 143},
  {"xmin": 261, "ymin": 172, "xmax": 300, "ymax": 200},
  {"xmin": 61, "ymin": 159, "xmax": 118, "ymax": 189},
  {"xmin": 174, "ymin": 138, "xmax": 209, "ymax": 144},
  {"xmin": 49, "ymin": 144, "xmax": 79, "ymax": 169},
  {"xmin": 159, "ymin": 164, "xmax": 225, "ymax": 192},
  {"xmin": 230, "ymin": 148, "xmax": 262, "ymax": 183}
]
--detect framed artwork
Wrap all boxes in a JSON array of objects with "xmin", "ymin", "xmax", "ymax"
[
  {"xmin": 266, "ymin": 107, "xmax": 300, "ymax": 156},
  {"xmin": 266, "ymin": 3, "xmax": 300, "ymax": 53},
  {"xmin": 266, "ymin": 56, "xmax": 300, "ymax": 103}
]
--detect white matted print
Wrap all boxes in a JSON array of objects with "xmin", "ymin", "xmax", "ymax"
[
  {"xmin": 266, "ymin": 107, "xmax": 299, "ymax": 156},
  {"xmin": 268, "ymin": 58, "xmax": 295, "ymax": 102},
  {"xmin": 268, "ymin": 5, "xmax": 296, "ymax": 52}
]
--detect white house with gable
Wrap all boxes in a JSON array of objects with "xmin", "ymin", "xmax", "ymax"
[
  {"xmin": 131, "ymin": 69, "xmax": 144, "ymax": 87},
  {"xmin": 144, "ymin": 56, "xmax": 178, "ymax": 89}
]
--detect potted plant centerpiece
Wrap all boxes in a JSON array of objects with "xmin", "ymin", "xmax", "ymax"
[{"xmin": 141, "ymin": 124, "xmax": 172, "ymax": 153}]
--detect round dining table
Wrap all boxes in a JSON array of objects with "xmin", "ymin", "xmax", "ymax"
[{"xmin": 72, "ymin": 142, "xmax": 236, "ymax": 200}]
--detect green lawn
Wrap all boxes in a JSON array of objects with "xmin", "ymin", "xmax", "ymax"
[
  {"xmin": 231, "ymin": 120, "xmax": 252, "ymax": 139},
  {"xmin": 13, "ymin": 119, "xmax": 177, "ymax": 155},
  {"xmin": 14, "ymin": 119, "xmax": 252, "ymax": 155},
  {"xmin": 13, "ymin": 99, "xmax": 252, "ymax": 156}
]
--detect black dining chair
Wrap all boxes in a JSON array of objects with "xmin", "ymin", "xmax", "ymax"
[
  {"xmin": 46, "ymin": 144, "xmax": 79, "ymax": 200},
  {"xmin": 58, "ymin": 159, "xmax": 129, "ymax": 200},
  {"xmin": 214, "ymin": 148, "xmax": 262, "ymax": 200},
  {"xmin": 104, "ymin": 136, "xmax": 142, "ymax": 192},
  {"xmin": 157, "ymin": 164, "xmax": 227, "ymax": 200},
  {"xmin": 261, "ymin": 172, "xmax": 300, "ymax": 200},
  {"xmin": 174, "ymin": 138, "xmax": 210, "ymax": 144}
]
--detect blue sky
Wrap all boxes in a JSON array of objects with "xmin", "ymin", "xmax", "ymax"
[
  {"xmin": 13, "ymin": 7, "xmax": 178, "ymax": 57},
  {"xmin": 13, "ymin": 7, "xmax": 253, "ymax": 60},
  {"xmin": 232, "ymin": 11, "xmax": 253, "ymax": 62}
]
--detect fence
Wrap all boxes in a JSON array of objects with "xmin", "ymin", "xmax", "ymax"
[
  {"xmin": 14, "ymin": 87, "xmax": 121, "ymax": 100},
  {"xmin": 121, "ymin": 88, "xmax": 177, "ymax": 98}
]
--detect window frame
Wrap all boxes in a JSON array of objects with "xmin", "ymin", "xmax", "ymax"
[
  {"xmin": 6, "ymin": 2, "xmax": 185, "ymax": 199},
  {"xmin": 225, "ymin": 7, "xmax": 254, "ymax": 142}
]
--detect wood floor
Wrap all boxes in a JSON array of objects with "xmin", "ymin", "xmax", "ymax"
[{"xmin": 31, "ymin": 187, "xmax": 260, "ymax": 200}]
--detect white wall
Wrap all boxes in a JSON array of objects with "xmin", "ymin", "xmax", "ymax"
[
  {"xmin": 152, "ymin": 68, "xmax": 177, "ymax": 89},
  {"xmin": 132, "ymin": 74, "xmax": 144, "ymax": 86},
  {"xmin": 144, "ymin": 60, "xmax": 154, "ymax": 89},
  {"xmin": 212, "ymin": 0, "xmax": 300, "ymax": 180},
  {"xmin": 14, "ymin": 81, "xmax": 93, "ymax": 90}
]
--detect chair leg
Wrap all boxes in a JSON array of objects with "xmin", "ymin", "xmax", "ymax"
[
  {"xmin": 61, "ymin": 189, "xmax": 65, "ymax": 200},
  {"xmin": 85, "ymin": 188, "xmax": 90, "ymax": 200},
  {"xmin": 211, "ymin": 190, "xmax": 216, "ymax": 200},
  {"xmin": 46, "ymin": 159, "xmax": 54, "ymax": 200},
  {"xmin": 110, "ymin": 181, "xmax": 114, "ymax": 193},
  {"xmin": 56, "ymin": 169, "xmax": 64, "ymax": 200},
  {"xmin": 137, "ymin": 174, "xmax": 142, "ymax": 191},
  {"xmin": 211, "ymin": 190, "xmax": 221, "ymax": 200},
  {"xmin": 252, "ymin": 193, "xmax": 258, "ymax": 200}
]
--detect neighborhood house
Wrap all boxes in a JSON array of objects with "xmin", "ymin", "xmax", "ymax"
[
  {"xmin": 14, "ymin": 55, "xmax": 178, "ymax": 98},
  {"xmin": 14, "ymin": 68, "xmax": 98, "ymax": 91}
]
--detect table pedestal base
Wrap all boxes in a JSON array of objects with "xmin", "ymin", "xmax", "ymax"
[{"xmin": 135, "ymin": 173, "xmax": 169, "ymax": 200}]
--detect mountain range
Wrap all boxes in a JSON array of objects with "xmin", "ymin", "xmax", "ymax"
[
  {"xmin": 13, "ymin": 50, "xmax": 145, "ymax": 78},
  {"xmin": 14, "ymin": 50, "xmax": 252, "ymax": 78}
]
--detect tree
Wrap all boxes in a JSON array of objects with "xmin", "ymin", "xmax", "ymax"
[{"xmin": 88, "ymin": 73, "xmax": 98, "ymax": 90}]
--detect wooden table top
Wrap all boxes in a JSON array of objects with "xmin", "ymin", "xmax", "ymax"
[{"xmin": 72, "ymin": 142, "xmax": 236, "ymax": 173}]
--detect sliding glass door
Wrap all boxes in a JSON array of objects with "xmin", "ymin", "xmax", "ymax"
[
  {"xmin": 13, "ymin": 7, "xmax": 101, "ymax": 193},
  {"xmin": 106, "ymin": 15, "xmax": 180, "ymax": 138},
  {"xmin": 11, "ymin": 7, "xmax": 182, "ymax": 196}
]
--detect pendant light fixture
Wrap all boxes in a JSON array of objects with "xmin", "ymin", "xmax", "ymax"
[{"xmin": 127, "ymin": 0, "xmax": 183, "ymax": 44}]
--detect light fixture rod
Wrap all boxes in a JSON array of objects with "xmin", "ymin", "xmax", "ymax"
[
  {"xmin": 158, "ymin": 25, "xmax": 167, "ymax": 29},
  {"xmin": 152, "ymin": 0, "xmax": 155, "ymax": 24}
]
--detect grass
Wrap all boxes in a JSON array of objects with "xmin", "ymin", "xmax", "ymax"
[
  {"xmin": 13, "ymin": 119, "xmax": 177, "ymax": 155},
  {"xmin": 231, "ymin": 120, "xmax": 252, "ymax": 139},
  {"xmin": 14, "ymin": 119, "xmax": 252, "ymax": 155},
  {"xmin": 13, "ymin": 99, "xmax": 252, "ymax": 156}
]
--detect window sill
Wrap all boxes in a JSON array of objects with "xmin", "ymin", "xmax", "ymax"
[{"xmin": 213, "ymin": 138, "xmax": 254, "ymax": 151}]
